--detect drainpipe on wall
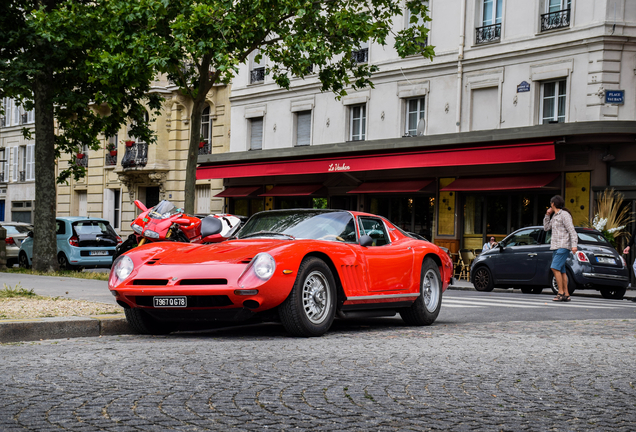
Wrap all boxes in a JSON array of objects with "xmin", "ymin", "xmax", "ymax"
[{"xmin": 456, "ymin": 0, "xmax": 467, "ymax": 133}]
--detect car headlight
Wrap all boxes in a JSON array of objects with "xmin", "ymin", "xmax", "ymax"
[
  {"xmin": 237, "ymin": 253, "xmax": 276, "ymax": 288},
  {"xmin": 144, "ymin": 229, "xmax": 160, "ymax": 239},
  {"xmin": 109, "ymin": 255, "xmax": 134, "ymax": 287},
  {"xmin": 132, "ymin": 223, "xmax": 143, "ymax": 234}
]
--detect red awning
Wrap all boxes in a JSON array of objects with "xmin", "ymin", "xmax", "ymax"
[
  {"xmin": 197, "ymin": 142, "xmax": 555, "ymax": 180},
  {"xmin": 440, "ymin": 173, "xmax": 560, "ymax": 191},
  {"xmin": 259, "ymin": 184, "xmax": 324, "ymax": 196},
  {"xmin": 347, "ymin": 180, "xmax": 433, "ymax": 194},
  {"xmin": 214, "ymin": 186, "xmax": 261, "ymax": 197}
]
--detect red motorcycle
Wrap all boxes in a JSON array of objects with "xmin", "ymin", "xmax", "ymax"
[{"xmin": 114, "ymin": 200, "xmax": 244, "ymax": 259}]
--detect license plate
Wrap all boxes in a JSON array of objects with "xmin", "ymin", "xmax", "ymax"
[
  {"xmin": 596, "ymin": 257, "xmax": 615, "ymax": 264},
  {"xmin": 153, "ymin": 296, "xmax": 187, "ymax": 308},
  {"xmin": 90, "ymin": 250, "xmax": 108, "ymax": 256}
]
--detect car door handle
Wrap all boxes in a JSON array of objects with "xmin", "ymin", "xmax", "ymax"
[{"xmin": 527, "ymin": 253, "xmax": 537, "ymax": 257}]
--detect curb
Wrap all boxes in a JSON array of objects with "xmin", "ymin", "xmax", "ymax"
[{"xmin": 0, "ymin": 314, "xmax": 133, "ymax": 343}]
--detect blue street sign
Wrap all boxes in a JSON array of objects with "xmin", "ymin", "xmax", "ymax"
[
  {"xmin": 605, "ymin": 90, "xmax": 625, "ymax": 105},
  {"xmin": 517, "ymin": 81, "xmax": 530, "ymax": 93}
]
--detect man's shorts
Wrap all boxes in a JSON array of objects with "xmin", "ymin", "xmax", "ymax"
[{"xmin": 550, "ymin": 248, "xmax": 570, "ymax": 273}]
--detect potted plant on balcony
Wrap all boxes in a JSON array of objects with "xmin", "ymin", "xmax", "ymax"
[
  {"xmin": 199, "ymin": 136, "xmax": 206, "ymax": 149},
  {"xmin": 106, "ymin": 142, "xmax": 117, "ymax": 156},
  {"xmin": 125, "ymin": 140, "xmax": 135, "ymax": 147},
  {"xmin": 76, "ymin": 152, "xmax": 85, "ymax": 159}
]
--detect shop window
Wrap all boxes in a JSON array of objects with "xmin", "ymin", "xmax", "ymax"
[
  {"xmin": 541, "ymin": 79, "xmax": 567, "ymax": 124},
  {"xmin": 295, "ymin": 111, "xmax": 312, "ymax": 146},
  {"xmin": 11, "ymin": 200, "xmax": 33, "ymax": 223},
  {"xmin": 610, "ymin": 166, "xmax": 636, "ymax": 186},
  {"xmin": 349, "ymin": 104, "xmax": 366, "ymax": 141},
  {"xmin": 249, "ymin": 117, "xmax": 263, "ymax": 150},
  {"xmin": 405, "ymin": 97, "xmax": 425, "ymax": 136}
]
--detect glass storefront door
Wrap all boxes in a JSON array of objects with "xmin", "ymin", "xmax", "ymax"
[{"xmin": 368, "ymin": 195, "xmax": 434, "ymax": 240}]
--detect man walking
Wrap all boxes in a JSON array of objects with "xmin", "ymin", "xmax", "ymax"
[{"xmin": 543, "ymin": 195, "xmax": 578, "ymax": 302}]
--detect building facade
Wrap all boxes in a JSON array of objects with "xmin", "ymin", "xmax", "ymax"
[
  {"xmin": 198, "ymin": 0, "xmax": 636, "ymax": 265},
  {"xmin": 54, "ymin": 79, "xmax": 231, "ymax": 234},
  {"xmin": 0, "ymin": 98, "xmax": 36, "ymax": 223}
]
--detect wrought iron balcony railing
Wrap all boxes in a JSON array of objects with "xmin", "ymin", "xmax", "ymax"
[
  {"xmin": 198, "ymin": 142, "xmax": 212, "ymax": 156},
  {"xmin": 475, "ymin": 23, "xmax": 501, "ymax": 44},
  {"xmin": 541, "ymin": 9, "xmax": 570, "ymax": 32},
  {"xmin": 105, "ymin": 153, "xmax": 117, "ymax": 166},
  {"xmin": 76, "ymin": 154, "xmax": 88, "ymax": 168},
  {"xmin": 121, "ymin": 143, "xmax": 148, "ymax": 169},
  {"xmin": 351, "ymin": 48, "xmax": 369, "ymax": 64},
  {"xmin": 0, "ymin": 171, "xmax": 5, "ymax": 182},
  {"xmin": 0, "ymin": 117, "xmax": 5, "ymax": 127},
  {"xmin": 19, "ymin": 171, "xmax": 26, "ymax": 182},
  {"xmin": 21, "ymin": 113, "xmax": 28, "ymax": 124},
  {"xmin": 250, "ymin": 67, "xmax": 265, "ymax": 84}
]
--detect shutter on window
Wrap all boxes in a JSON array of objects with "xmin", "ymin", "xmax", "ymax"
[
  {"xmin": 11, "ymin": 147, "xmax": 18, "ymax": 181},
  {"xmin": 196, "ymin": 185, "xmax": 211, "ymax": 214},
  {"xmin": 250, "ymin": 118, "xmax": 263, "ymax": 150},
  {"xmin": 26, "ymin": 145, "xmax": 34, "ymax": 180},
  {"xmin": 296, "ymin": 111, "xmax": 311, "ymax": 146}
]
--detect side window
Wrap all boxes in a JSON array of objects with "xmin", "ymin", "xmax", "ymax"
[
  {"xmin": 359, "ymin": 217, "xmax": 389, "ymax": 246},
  {"xmin": 56, "ymin": 221, "xmax": 66, "ymax": 235},
  {"xmin": 544, "ymin": 230, "xmax": 552, "ymax": 244},
  {"xmin": 506, "ymin": 228, "xmax": 542, "ymax": 247},
  {"xmin": 339, "ymin": 218, "xmax": 357, "ymax": 243}
]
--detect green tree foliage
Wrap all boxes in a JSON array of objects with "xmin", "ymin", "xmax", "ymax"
[
  {"xmin": 0, "ymin": 0, "xmax": 161, "ymax": 271},
  {"xmin": 102, "ymin": 0, "xmax": 433, "ymax": 213}
]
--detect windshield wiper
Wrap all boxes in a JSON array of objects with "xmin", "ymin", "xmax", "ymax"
[{"xmin": 241, "ymin": 231, "xmax": 295, "ymax": 240}]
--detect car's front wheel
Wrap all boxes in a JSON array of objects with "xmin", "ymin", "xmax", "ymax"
[
  {"xmin": 18, "ymin": 252, "xmax": 30, "ymax": 269},
  {"xmin": 279, "ymin": 257, "xmax": 336, "ymax": 337},
  {"xmin": 400, "ymin": 258, "xmax": 442, "ymax": 326},
  {"xmin": 124, "ymin": 308, "xmax": 175, "ymax": 335},
  {"xmin": 600, "ymin": 287, "xmax": 627, "ymax": 300},
  {"xmin": 472, "ymin": 266, "xmax": 494, "ymax": 292}
]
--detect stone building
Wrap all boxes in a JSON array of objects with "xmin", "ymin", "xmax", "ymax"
[{"xmin": 198, "ymin": 0, "xmax": 636, "ymax": 262}]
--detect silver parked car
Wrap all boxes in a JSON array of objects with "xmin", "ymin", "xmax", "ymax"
[{"xmin": 1, "ymin": 222, "xmax": 34, "ymax": 267}]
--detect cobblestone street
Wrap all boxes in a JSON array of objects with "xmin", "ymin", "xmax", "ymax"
[{"xmin": 1, "ymin": 318, "xmax": 635, "ymax": 431}]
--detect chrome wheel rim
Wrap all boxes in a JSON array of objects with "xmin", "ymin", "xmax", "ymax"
[
  {"xmin": 551, "ymin": 275, "xmax": 559, "ymax": 294},
  {"xmin": 474, "ymin": 269, "xmax": 488, "ymax": 290},
  {"xmin": 302, "ymin": 271, "xmax": 331, "ymax": 324},
  {"xmin": 422, "ymin": 269, "xmax": 440, "ymax": 313}
]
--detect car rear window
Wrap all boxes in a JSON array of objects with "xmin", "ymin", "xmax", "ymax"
[
  {"xmin": 577, "ymin": 231, "xmax": 611, "ymax": 245},
  {"xmin": 1, "ymin": 225, "xmax": 32, "ymax": 235},
  {"xmin": 72, "ymin": 220, "xmax": 117, "ymax": 238}
]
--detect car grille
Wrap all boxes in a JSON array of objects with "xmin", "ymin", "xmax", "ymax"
[{"xmin": 135, "ymin": 295, "xmax": 233, "ymax": 308}]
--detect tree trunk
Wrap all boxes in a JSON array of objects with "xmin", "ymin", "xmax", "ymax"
[
  {"xmin": 184, "ymin": 97, "xmax": 206, "ymax": 214},
  {"xmin": 31, "ymin": 67, "xmax": 59, "ymax": 272}
]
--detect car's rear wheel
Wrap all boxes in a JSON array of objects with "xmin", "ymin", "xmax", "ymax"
[
  {"xmin": 532, "ymin": 287, "xmax": 543, "ymax": 294},
  {"xmin": 400, "ymin": 258, "xmax": 442, "ymax": 326},
  {"xmin": 600, "ymin": 287, "xmax": 627, "ymax": 300},
  {"xmin": 18, "ymin": 252, "xmax": 30, "ymax": 269},
  {"xmin": 550, "ymin": 272, "xmax": 576, "ymax": 295},
  {"xmin": 124, "ymin": 308, "xmax": 175, "ymax": 335},
  {"xmin": 279, "ymin": 257, "xmax": 336, "ymax": 337},
  {"xmin": 473, "ymin": 267, "xmax": 494, "ymax": 292},
  {"xmin": 520, "ymin": 287, "xmax": 533, "ymax": 294}
]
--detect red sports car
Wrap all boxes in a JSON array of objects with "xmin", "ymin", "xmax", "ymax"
[{"xmin": 109, "ymin": 209, "xmax": 453, "ymax": 337}]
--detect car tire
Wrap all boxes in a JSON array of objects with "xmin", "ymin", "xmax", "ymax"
[
  {"xmin": 124, "ymin": 308, "xmax": 174, "ymax": 335},
  {"xmin": 472, "ymin": 266, "xmax": 494, "ymax": 292},
  {"xmin": 57, "ymin": 253, "xmax": 74, "ymax": 271},
  {"xmin": 400, "ymin": 258, "xmax": 443, "ymax": 326},
  {"xmin": 550, "ymin": 272, "xmax": 576, "ymax": 296},
  {"xmin": 520, "ymin": 287, "xmax": 533, "ymax": 294},
  {"xmin": 600, "ymin": 287, "xmax": 627, "ymax": 300},
  {"xmin": 279, "ymin": 257, "xmax": 336, "ymax": 337},
  {"xmin": 18, "ymin": 252, "xmax": 30, "ymax": 269},
  {"xmin": 532, "ymin": 287, "xmax": 543, "ymax": 294}
]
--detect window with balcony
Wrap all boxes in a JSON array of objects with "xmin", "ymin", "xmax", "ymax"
[
  {"xmin": 122, "ymin": 110, "xmax": 149, "ymax": 168},
  {"xmin": 405, "ymin": 97, "xmax": 425, "ymax": 137},
  {"xmin": 349, "ymin": 104, "xmax": 366, "ymax": 141},
  {"xmin": 250, "ymin": 50, "xmax": 266, "ymax": 84},
  {"xmin": 476, "ymin": 0, "xmax": 502, "ymax": 44},
  {"xmin": 541, "ymin": 79, "xmax": 567, "ymax": 124},
  {"xmin": 249, "ymin": 117, "xmax": 263, "ymax": 150},
  {"xmin": 351, "ymin": 42, "xmax": 369, "ymax": 64},
  {"xmin": 106, "ymin": 135, "xmax": 118, "ymax": 166},
  {"xmin": 541, "ymin": 0, "xmax": 571, "ymax": 32},
  {"xmin": 199, "ymin": 105, "xmax": 212, "ymax": 155},
  {"xmin": 0, "ymin": 149, "xmax": 6, "ymax": 182},
  {"xmin": 406, "ymin": 1, "xmax": 429, "ymax": 48},
  {"xmin": 295, "ymin": 111, "xmax": 312, "ymax": 146}
]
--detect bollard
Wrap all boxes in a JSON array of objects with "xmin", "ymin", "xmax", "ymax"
[{"xmin": 0, "ymin": 226, "xmax": 6, "ymax": 270}]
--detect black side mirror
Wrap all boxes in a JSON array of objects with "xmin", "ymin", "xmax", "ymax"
[
  {"xmin": 200, "ymin": 216, "xmax": 223, "ymax": 238},
  {"xmin": 27, "ymin": 231, "xmax": 34, "ymax": 238},
  {"xmin": 498, "ymin": 243, "xmax": 504, "ymax": 251},
  {"xmin": 359, "ymin": 234, "xmax": 373, "ymax": 247}
]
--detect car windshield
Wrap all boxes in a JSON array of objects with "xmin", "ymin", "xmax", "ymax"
[
  {"xmin": 1, "ymin": 225, "xmax": 32, "ymax": 235},
  {"xmin": 148, "ymin": 200, "xmax": 182, "ymax": 219},
  {"xmin": 73, "ymin": 221, "xmax": 118, "ymax": 238},
  {"xmin": 237, "ymin": 210, "xmax": 357, "ymax": 242}
]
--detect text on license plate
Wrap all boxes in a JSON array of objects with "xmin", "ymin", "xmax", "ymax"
[
  {"xmin": 596, "ymin": 257, "xmax": 615, "ymax": 264},
  {"xmin": 90, "ymin": 250, "xmax": 108, "ymax": 256},
  {"xmin": 153, "ymin": 296, "xmax": 187, "ymax": 307}
]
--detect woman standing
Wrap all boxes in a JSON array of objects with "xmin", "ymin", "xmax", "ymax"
[
  {"xmin": 543, "ymin": 195, "xmax": 578, "ymax": 302},
  {"xmin": 622, "ymin": 225, "xmax": 636, "ymax": 302}
]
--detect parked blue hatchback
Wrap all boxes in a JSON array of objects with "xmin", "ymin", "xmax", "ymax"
[{"xmin": 19, "ymin": 217, "xmax": 122, "ymax": 270}]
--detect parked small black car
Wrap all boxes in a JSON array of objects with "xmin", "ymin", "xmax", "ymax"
[{"xmin": 470, "ymin": 226, "xmax": 630, "ymax": 299}]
